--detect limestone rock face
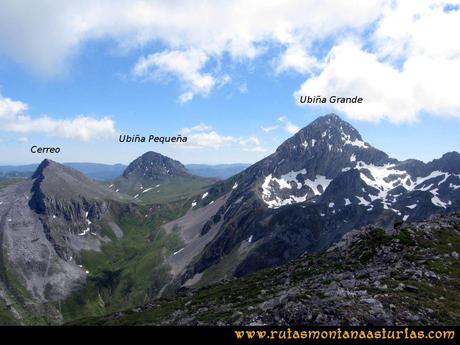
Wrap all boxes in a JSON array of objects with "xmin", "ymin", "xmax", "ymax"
[
  {"xmin": 171, "ymin": 114, "xmax": 460, "ymax": 287},
  {"xmin": 0, "ymin": 160, "xmax": 130, "ymax": 323}
]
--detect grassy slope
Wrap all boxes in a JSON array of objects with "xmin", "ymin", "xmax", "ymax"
[
  {"xmin": 0, "ymin": 176, "xmax": 210, "ymax": 324},
  {"xmin": 0, "ymin": 178, "xmax": 24, "ymax": 190},
  {"xmin": 69, "ymin": 215, "xmax": 460, "ymax": 325},
  {"xmin": 61, "ymin": 199, "xmax": 191, "ymax": 322},
  {"xmin": 137, "ymin": 178, "xmax": 213, "ymax": 204}
]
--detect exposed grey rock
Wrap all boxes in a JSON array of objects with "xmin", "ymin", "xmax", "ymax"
[
  {"xmin": 74, "ymin": 213, "xmax": 460, "ymax": 326},
  {"xmin": 404, "ymin": 285, "xmax": 419, "ymax": 293},
  {"xmin": 175, "ymin": 114, "xmax": 460, "ymax": 286},
  {"xmin": 0, "ymin": 160, "xmax": 132, "ymax": 323}
]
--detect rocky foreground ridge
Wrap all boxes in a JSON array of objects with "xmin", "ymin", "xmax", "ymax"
[{"xmin": 72, "ymin": 212, "xmax": 460, "ymax": 326}]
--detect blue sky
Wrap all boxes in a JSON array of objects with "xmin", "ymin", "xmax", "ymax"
[{"xmin": 0, "ymin": 1, "xmax": 459, "ymax": 165}]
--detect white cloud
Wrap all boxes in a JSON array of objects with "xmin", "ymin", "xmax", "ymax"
[
  {"xmin": 17, "ymin": 136, "xmax": 28, "ymax": 143},
  {"xmin": 180, "ymin": 123, "xmax": 213, "ymax": 135},
  {"xmin": 295, "ymin": 1, "xmax": 460, "ymax": 123},
  {"xmin": 133, "ymin": 49, "xmax": 219, "ymax": 102},
  {"xmin": 295, "ymin": 40, "xmax": 460, "ymax": 122},
  {"xmin": 0, "ymin": 96, "xmax": 28, "ymax": 119},
  {"xmin": 180, "ymin": 124, "xmax": 266, "ymax": 151},
  {"xmin": 374, "ymin": 1, "xmax": 460, "ymax": 61},
  {"xmin": 185, "ymin": 130, "xmax": 236, "ymax": 148},
  {"xmin": 0, "ymin": 94, "xmax": 116, "ymax": 141},
  {"xmin": 274, "ymin": 45, "xmax": 318, "ymax": 74},
  {"xmin": 239, "ymin": 136, "xmax": 260, "ymax": 147},
  {"xmin": 243, "ymin": 146, "xmax": 267, "ymax": 152},
  {"xmin": 278, "ymin": 116, "xmax": 300, "ymax": 134},
  {"xmin": 0, "ymin": 1, "xmax": 385, "ymax": 92},
  {"xmin": 261, "ymin": 125, "xmax": 279, "ymax": 133},
  {"xmin": 180, "ymin": 123, "xmax": 237, "ymax": 148},
  {"xmin": 2, "ymin": 1, "xmax": 458, "ymax": 120}
]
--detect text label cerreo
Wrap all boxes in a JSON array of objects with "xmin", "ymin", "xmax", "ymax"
[
  {"xmin": 30, "ymin": 146, "xmax": 61, "ymax": 153},
  {"xmin": 119, "ymin": 134, "xmax": 188, "ymax": 144},
  {"xmin": 299, "ymin": 95, "xmax": 363, "ymax": 104}
]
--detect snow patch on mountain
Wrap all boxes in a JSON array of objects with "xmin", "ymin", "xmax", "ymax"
[
  {"xmin": 341, "ymin": 133, "xmax": 368, "ymax": 148},
  {"xmin": 262, "ymin": 170, "xmax": 331, "ymax": 208},
  {"xmin": 356, "ymin": 196, "xmax": 371, "ymax": 206},
  {"xmin": 356, "ymin": 162, "xmax": 454, "ymax": 209},
  {"xmin": 450, "ymin": 183, "xmax": 460, "ymax": 190},
  {"xmin": 305, "ymin": 175, "xmax": 332, "ymax": 196},
  {"xmin": 430, "ymin": 189, "xmax": 448, "ymax": 208}
]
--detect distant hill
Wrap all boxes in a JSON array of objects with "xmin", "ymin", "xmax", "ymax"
[
  {"xmin": 0, "ymin": 162, "xmax": 249, "ymax": 181},
  {"xmin": 0, "ymin": 163, "xmax": 126, "ymax": 181},
  {"xmin": 111, "ymin": 151, "xmax": 216, "ymax": 203},
  {"xmin": 185, "ymin": 163, "xmax": 250, "ymax": 179}
]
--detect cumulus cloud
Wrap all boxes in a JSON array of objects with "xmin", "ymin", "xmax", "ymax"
[
  {"xmin": 180, "ymin": 124, "xmax": 265, "ymax": 151},
  {"xmin": 0, "ymin": 0, "xmax": 384, "ymax": 95},
  {"xmin": 261, "ymin": 125, "xmax": 279, "ymax": 133},
  {"xmin": 295, "ymin": 43, "xmax": 460, "ymax": 123},
  {"xmin": 295, "ymin": 1, "xmax": 460, "ymax": 122},
  {"xmin": 133, "ymin": 49, "xmax": 223, "ymax": 102},
  {"xmin": 243, "ymin": 146, "xmax": 267, "ymax": 152},
  {"xmin": 180, "ymin": 124, "xmax": 237, "ymax": 148},
  {"xmin": 373, "ymin": 1, "xmax": 460, "ymax": 61},
  {"xmin": 261, "ymin": 117, "xmax": 300, "ymax": 135},
  {"xmin": 180, "ymin": 123, "xmax": 213, "ymax": 135},
  {"xmin": 0, "ymin": 94, "xmax": 116, "ymax": 141},
  {"xmin": 239, "ymin": 136, "xmax": 267, "ymax": 152},
  {"xmin": 2, "ymin": 0, "xmax": 458, "ymax": 120},
  {"xmin": 278, "ymin": 116, "xmax": 300, "ymax": 134},
  {"xmin": 274, "ymin": 45, "xmax": 318, "ymax": 74}
]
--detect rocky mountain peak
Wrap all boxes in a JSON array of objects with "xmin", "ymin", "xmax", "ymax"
[
  {"xmin": 276, "ymin": 113, "xmax": 367, "ymax": 156},
  {"xmin": 262, "ymin": 114, "xmax": 389, "ymax": 192},
  {"xmin": 122, "ymin": 151, "xmax": 190, "ymax": 181},
  {"xmin": 32, "ymin": 159, "xmax": 93, "ymax": 184},
  {"xmin": 429, "ymin": 151, "xmax": 460, "ymax": 174},
  {"xmin": 311, "ymin": 113, "xmax": 363, "ymax": 138},
  {"xmin": 29, "ymin": 159, "xmax": 118, "ymax": 207},
  {"xmin": 31, "ymin": 158, "xmax": 52, "ymax": 178}
]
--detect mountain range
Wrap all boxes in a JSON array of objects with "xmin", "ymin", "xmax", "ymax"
[
  {"xmin": 72, "ymin": 212, "xmax": 460, "ymax": 325},
  {"xmin": 164, "ymin": 114, "xmax": 460, "ymax": 291},
  {"xmin": 1, "ymin": 113, "xmax": 459, "ymax": 325},
  {"xmin": 0, "ymin": 162, "xmax": 250, "ymax": 181},
  {"xmin": 186, "ymin": 163, "xmax": 251, "ymax": 179}
]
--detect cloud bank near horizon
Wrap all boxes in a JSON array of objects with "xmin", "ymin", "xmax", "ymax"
[{"xmin": 0, "ymin": 95, "xmax": 116, "ymax": 141}]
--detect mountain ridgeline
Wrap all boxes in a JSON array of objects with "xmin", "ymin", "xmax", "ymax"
[
  {"xmin": 166, "ymin": 114, "xmax": 460, "ymax": 292},
  {"xmin": 0, "ymin": 159, "xmax": 136, "ymax": 324},
  {"xmin": 0, "ymin": 113, "xmax": 459, "ymax": 326},
  {"xmin": 110, "ymin": 151, "xmax": 216, "ymax": 203},
  {"xmin": 0, "ymin": 162, "xmax": 248, "ymax": 180},
  {"xmin": 72, "ymin": 212, "xmax": 460, "ymax": 326}
]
